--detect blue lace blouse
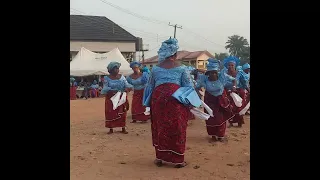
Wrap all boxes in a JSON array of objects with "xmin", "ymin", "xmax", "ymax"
[
  {"xmin": 126, "ymin": 72, "xmax": 149, "ymax": 90},
  {"xmin": 143, "ymin": 65, "xmax": 194, "ymax": 106},
  {"xmin": 101, "ymin": 75, "xmax": 133, "ymax": 94}
]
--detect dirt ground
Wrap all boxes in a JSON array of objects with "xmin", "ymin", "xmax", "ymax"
[{"xmin": 70, "ymin": 94, "xmax": 250, "ymax": 180}]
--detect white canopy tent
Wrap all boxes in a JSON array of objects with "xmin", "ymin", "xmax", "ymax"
[{"xmin": 70, "ymin": 47, "xmax": 133, "ymax": 76}]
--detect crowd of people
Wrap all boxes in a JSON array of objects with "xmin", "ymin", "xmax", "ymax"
[
  {"xmin": 72, "ymin": 37, "xmax": 250, "ymax": 169},
  {"xmin": 70, "ymin": 77, "xmax": 103, "ymax": 100}
]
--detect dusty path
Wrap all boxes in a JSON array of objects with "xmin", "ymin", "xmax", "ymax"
[{"xmin": 70, "ymin": 95, "xmax": 250, "ymax": 180}]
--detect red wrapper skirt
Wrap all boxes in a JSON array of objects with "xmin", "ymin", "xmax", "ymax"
[
  {"xmin": 70, "ymin": 86, "xmax": 77, "ymax": 100},
  {"xmin": 131, "ymin": 89, "xmax": 150, "ymax": 121},
  {"xmin": 226, "ymin": 88, "xmax": 248, "ymax": 125},
  {"xmin": 204, "ymin": 91, "xmax": 234, "ymax": 138},
  {"xmin": 187, "ymin": 111, "xmax": 195, "ymax": 120},
  {"xmin": 105, "ymin": 92, "xmax": 129, "ymax": 128},
  {"xmin": 151, "ymin": 83, "xmax": 189, "ymax": 164}
]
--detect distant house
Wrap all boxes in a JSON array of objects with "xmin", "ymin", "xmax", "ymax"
[
  {"xmin": 70, "ymin": 15, "xmax": 140, "ymax": 62},
  {"xmin": 143, "ymin": 50, "xmax": 214, "ymax": 69}
]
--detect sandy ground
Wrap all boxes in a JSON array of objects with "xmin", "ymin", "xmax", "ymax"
[{"xmin": 70, "ymin": 94, "xmax": 250, "ymax": 180}]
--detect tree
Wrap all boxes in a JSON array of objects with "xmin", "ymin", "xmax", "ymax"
[
  {"xmin": 214, "ymin": 53, "xmax": 229, "ymax": 61},
  {"xmin": 238, "ymin": 46, "xmax": 250, "ymax": 65},
  {"xmin": 225, "ymin": 35, "xmax": 249, "ymax": 58}
]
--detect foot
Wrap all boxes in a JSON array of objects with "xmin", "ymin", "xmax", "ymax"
[
  {"xmin": 154, "ymin": 159, "xmax": 163, "ymax": 167},
  {"xmin": 211, "ymin": 136, "xmax": 218, "ymax": 142},
  {"xmin": 130, "ymin": 120, "xmax": 137, "ymax": 123},
  {"xmin": 218, "ymin": 137, "xmax": 227, "ymax": 142},
  {"xmin": 175, "ymin": 162, "xmax": 187, "ymax": 168},
  {"xmin": 107, "ymin": 129, "xmax": 113, "ymax": 134},
  {"xmin": 121, "ymin": 128, "xmax": 128, "ymax": 134},
  {"xmin": 228, "ymin": 123, "xmax": 234, "ymax": 128}
]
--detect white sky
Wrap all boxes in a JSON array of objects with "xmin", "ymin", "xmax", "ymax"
[{"xmin": 70, "ymin": 0, "xmax": 250, "ymax": 59}]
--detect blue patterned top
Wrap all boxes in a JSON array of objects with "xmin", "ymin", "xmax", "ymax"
[
  {"xmin": 101, "ymin": 75, "xmax": 133, "ymax": 94},
  {"xmin": 90, "ymin": 84, "xmax": 99, "ymax": 89},
  {"xmin": 148, "ymin": 65, "xmax": 193, "ymax": 88},
  {"xmin": 237, "ymin": 70, "xmax": 250, "ymax": 89},
  {"xmin": 126, "ymin": 72, "xmax": 149, "ymax": 90},
  {"xmin": 196, "ymin": 73, "xmax": 235, "ymax": 97},
  {"xmin": 143, "ymin": 65, "xmax": 194, "ymax": 106},
  {"xmin": 220, "ymin": 68, "xmax": 249, "ymax": 90}
]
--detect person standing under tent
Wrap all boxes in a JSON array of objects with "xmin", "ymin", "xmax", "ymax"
[
  {"xmin": 126, "ymin": 61, "xmax": 150, "ymax": 123},
  {"xmin": 101, "ymin": 62, "xmax": 133, "ymax": 134},
  {"xmin": 70, "ymin": 77, "xmax": 77, "ymax": 100},
  {"xmin": 90, "ymin": 80, "xmax": 99, "ymax": 98},
  {"xmin": 80, "ymin": 80, "xmax": 89, "ymax": 100}
]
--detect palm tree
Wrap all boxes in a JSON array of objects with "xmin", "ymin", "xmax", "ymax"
[{"xmin": 225, "ymin": 35, "xmax": 249, "ymax": 57}]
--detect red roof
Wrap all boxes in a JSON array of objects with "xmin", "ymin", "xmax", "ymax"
[{"xmin": 143, "ymin": 50, "xmax": 214, "ymax": 64}]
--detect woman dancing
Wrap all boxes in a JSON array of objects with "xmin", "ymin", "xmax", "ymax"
[
  {"xmin": 222, "ymin": 56, "xmax": 249, "ymax": 127},
  {"xmin": 143, "ymin": 38, "xmax": 194, "ymax": 168},
  {"xmin": 101, "ymin": 62, "xmax": 133, "ymax": 134},
  {"xmin": 196, "ymin": 58, "xmax": 235, "ymax": 142},
  {"xmin": 126, "ymin": 61, "xmax": 150, "ymax": 123}
]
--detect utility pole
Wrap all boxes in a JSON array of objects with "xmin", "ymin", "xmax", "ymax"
[
  {"xmin": 141, "ymin": 44, "xmax": 149, "ymax": 65},
  {"xmin": 169, "ymin": 23, "xmax": 182, "ymax": 38}
]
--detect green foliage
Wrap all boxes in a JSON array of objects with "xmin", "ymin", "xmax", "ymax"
[{"xmin": 225, "ymin": 35, "xmax": 250, "ymax": 65}]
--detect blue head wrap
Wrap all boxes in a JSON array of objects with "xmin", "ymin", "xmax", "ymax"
[
  {"xmin": 157, "ymin": 38, "xmax": 179, "ymax": 63},
  {"xmin": 107, "ymin": 62, "xmax": 121, "ymax": 72},
  {"xmin": 130, "ymin": 61, "xmax": 141, "ymax": 69},
  {"xmin": 142, "ymin": 66, "xmax": 150, "ymax": 73},
  {"xmin": 242, "ymin": 63, "xmax": 250, "ymax": 70},
  {"xmin": 206, "ymin": 58, "xmax": 221, "ymax": 72},
  {"xmin": 223, "ymin": 56, "xmax": 240, "ymax": 68},
  {"xmin": 185, "ymin": 65, "xmax": 196, "ymax": 72},
  {"xmin": 70, "ymin": 77, "xmax": 75, "ymax": 82},
  {"xmin": 236, "ymin": 66, "xmax": 243, "ymax": 71}
]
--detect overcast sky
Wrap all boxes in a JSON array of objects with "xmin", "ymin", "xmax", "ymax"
[{"xmin": 70, "ymin": 0, "xmax": 250, "ymax": 59}]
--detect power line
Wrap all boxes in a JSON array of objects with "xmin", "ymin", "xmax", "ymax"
[
  {"xmin": 98, "ymin": 0, "xmax": 168, "ymax": 25},
  {"xmin": 95, "ymin": 0, "xmax": 226, "ymax": 49},
  {"xmin": 70, "ymin": 7, "xmax": 220, "ymax": 56},
  {"xmin": 183, "ymin": 28, "xmax": 225, "ymax": 47}
]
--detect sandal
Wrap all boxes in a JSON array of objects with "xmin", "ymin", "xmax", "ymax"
[
  {"xmin": 218, "ymin": 137, "xmax": 227, "ymax": 142},
  {"xmin": 107, "ymin": 129, "xmax": 113, "ymax": 134},
  {"xmin": 175, "ymin": 162, "xmax": 187, "ymax": 168},
  {"xmin": 121, "ymin": 128, "xmax": 128, "ymax": 134},
  {"xmin": 154, "ymin": 159, "xmax": 163, "ymax": 167},
  {"xmin": 211, "ymin": 136, "xmax": 218, "ymax": 142},
  {"xmin": 121, "ymin": 130, "xmax": 129, "ymax": 134}
]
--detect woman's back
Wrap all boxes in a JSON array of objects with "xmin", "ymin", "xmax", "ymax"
[{"xmin": 151, "ymin": 65, "xmax": 193, "ymax": 88}]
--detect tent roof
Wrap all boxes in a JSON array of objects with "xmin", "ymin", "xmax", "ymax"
[{"xmin": 70, "ymin": 47, "xmax": 133, "ymax": 76}]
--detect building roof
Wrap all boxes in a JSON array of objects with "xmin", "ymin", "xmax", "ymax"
[
  {"xmin": 143, "ymin": 50, "xmax": 214, "ymax": 64},
  {"xmin": 70, "ymin": 15, "xmax": 137, "ymax": 42}
]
